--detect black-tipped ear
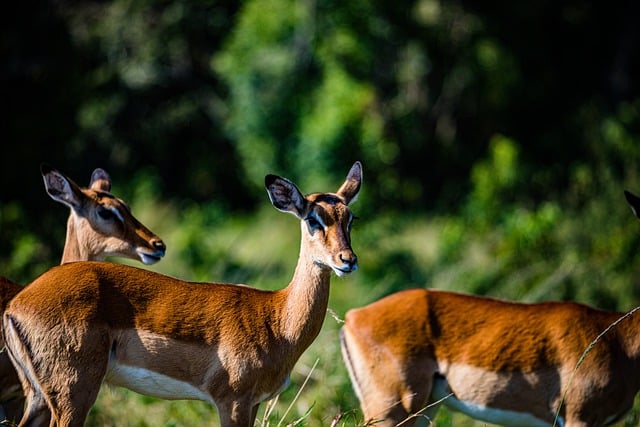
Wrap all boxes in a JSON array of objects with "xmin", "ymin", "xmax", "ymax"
[
  {"xmin": 336, "ymin": 161, "xmax": 362, "ymax": 205},
  {"xmin": 625, "ymin": 190, "xmax": 640, "ymax": 218},
  {"xmin": 42, "ymin": 166, "xmax": 84, "ymax": 209},
  {"xmin": 265, "ymin": 174, "xmax": 307, "ymax": 218},
  {"xmin": 90, "ymin": 168, "xmax": 112, "ymax": 192}
]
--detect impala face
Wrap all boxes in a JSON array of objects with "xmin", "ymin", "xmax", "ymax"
[
  {"xmin": 265, "ymin": 163, "xmax": 361, "ymax": 279},
  {"xmin": 304, "ymin": 193, "xmax": 358, "ymax": 277},
  {"xmin": 41, "ymin": 163, "xmax": 166, "ymax": 264},
  {"xmin": 79, "ymin": 191, "xmax": 167, "ymax": 264}
]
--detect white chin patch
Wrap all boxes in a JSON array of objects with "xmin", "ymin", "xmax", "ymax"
[
  {"xmin": 332, "ymin": 266, "xmax": 353, "ymax": 277},
  {"xmin": 315, "ymin": 260, "xmax": 352, "ymax": 276},
  {"xmin": 139, "ymin": 252, "xmax": 162, "ymax": 265}
]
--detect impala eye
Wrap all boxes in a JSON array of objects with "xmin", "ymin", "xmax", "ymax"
[
  {"xmin": 97, "ymin": 207, "xmax": 117, "ymax": 221},
  {"xmin": 305, "ymin": 216, "xmax": 322, "ymax": 233}
]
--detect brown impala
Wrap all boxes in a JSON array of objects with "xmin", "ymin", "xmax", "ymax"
[
  {"xmin": 0, "ymin": 164, "xmax": 166, "ymax": 424},
  {"xmin": 3, "ymin": 161, "xmax": 362, "ymax": 427},
  {"xmin": 340, "ymin": 190, "xmax": 640, "ymax": 427}
]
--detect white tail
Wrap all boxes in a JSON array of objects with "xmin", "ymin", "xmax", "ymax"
[
  {"xmin": 340, "ymin": 190, "xmax": 640, "ymax": 427},
  {"xmin": 0, "ymin": 164, "xmax": 166, "ymax": 424},
  {"xmin": 3, "ymin": 161, "xmax": 362, "ymax": 427}
]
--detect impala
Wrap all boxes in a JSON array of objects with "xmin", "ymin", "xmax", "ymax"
[
  {"xmin": 0, "ymin": 164, "xmax": 166, "ymax": 424},
  {"xmin": 340, "ymin": 190, "xmax": 640, "ymax": 427},
  {"xmin": 3, "ymin": 161, "xmax": 362, "ymax": 427}
]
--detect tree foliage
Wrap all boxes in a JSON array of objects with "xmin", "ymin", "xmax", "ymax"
[
  {"xmin": 3, "ymin": 1, "xmax": 640, "ymax": 424},
  {"xmin": 2, "ymin": 0, "xmax": 640, "ymax": 289}
]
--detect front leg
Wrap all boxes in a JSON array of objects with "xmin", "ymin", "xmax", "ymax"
[{"xmin": 217, "ymin": 398, "xmax": 259, "ymax": 427}]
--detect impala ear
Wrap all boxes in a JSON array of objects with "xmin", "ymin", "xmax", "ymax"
[
  {"xmin": 41, "ymin": 164, "xmax": 85, "ymax": 210},
  {"xmin": 625, "ymin": 190, "xmax": 640, "ymax": 219},
  {"xmin": 89, "ymin": 168, "xmax": 112, "ymax": 192},
  {"xmin": 336, "ymin": 161, "xmax": 362, "ymax": 205},
  {"xmin": 265, "ymin": 174, "xmax": 307, "ymax": 218}
]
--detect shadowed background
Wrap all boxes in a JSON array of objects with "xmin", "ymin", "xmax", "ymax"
[{"xmin": 2, "ymin": 0, "xmax": 640, "ymax": 425}]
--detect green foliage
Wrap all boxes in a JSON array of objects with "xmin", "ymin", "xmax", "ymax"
[
  {"xmin": 3, "ymin": 0, "xmax": 640, "ymax": 426},
  {"xmin": 466, "ymin": 134, "xmax": 522, "ymax": 228},
  {"xmin": 214, "ymin": 0, "xmax": 302, "ymax": 189},
  {"xmin": 297, "ymin": 64, "xmax": 377, "ymax": 190},
  {"xmin": 0, "ymin": 203, "xmax": 53, "ymax": 283}
]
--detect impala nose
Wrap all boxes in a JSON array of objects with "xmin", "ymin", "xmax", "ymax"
[
  {"xmin": 340, "ymin": 251, "xmax": 358, "ymax": 270},
  {"xmin": 152, "ymin": 239, "xmax": 166, "ymax": 254}
]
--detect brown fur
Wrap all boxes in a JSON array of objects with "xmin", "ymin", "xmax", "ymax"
[
  {"xmin": 341, "ymin": 289, "xmax": 640, "ymax": 426},
  {"xmin": 2, "ymin": 162, "xmax": 362, "ymax": 427}
]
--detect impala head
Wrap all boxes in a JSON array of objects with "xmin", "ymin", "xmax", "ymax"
[
  {"xmin": 265, "ymin": 161, "xmax": 362, "ymax": 277},
  {"xmin": 41, "ymin": 163, "xmax": 166, "ymax": 264}
]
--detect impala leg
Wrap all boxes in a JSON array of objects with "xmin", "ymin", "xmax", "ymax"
[
  {"xmin": 359, "ymin": 363, "xmax": 437, "ymax": 427},
  {"xmin": 563, "ymin": 412, "xmax": 588, "ymax": 427},
  {"xmin": 4, "ymin": 364, "xmax": 49, "ymax": 427},
  {"xmin": 45, "ymin": 354, "xmax": 108, "ymax": 427},
  {"xmin": 389, "ymin": 358, "xmax": 439, "ymax": 427},
  {"xmin": 343, "ymin": 330, "xmax": 435, "ymax": 427},
  {"xmin": 217, "ymin": 399, "xmax": 257, "ymax": 427},
  {"xmin": 22, "ymin": 330, "xmax": 110, "ymax": 427},
  {"xmin": 48, "ymin": 385, "xmax": 101, "ymax": 427},
  {"xmin": 250, "ymin": 404, "xmax": 259, "ymax": 425},
  {"xmin": 45, "ymin": 369, "xmax": 104, "ymax": 427}
]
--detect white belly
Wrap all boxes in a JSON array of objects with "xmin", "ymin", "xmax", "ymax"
[
  {"xmin": 105, "ymin": 362, "xmax": 214, "ymax": 403},
  {"xmin": 431, "ymin": 375, "xmax": 560, "ymax": 427}
]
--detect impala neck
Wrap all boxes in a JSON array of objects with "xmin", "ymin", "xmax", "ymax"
[
  {"xmin": 278, "ymin": 233, "xmax": 332, "ymax": 349},
  {"xmin": 60, "ymin": 215, "xmax": 101, "ymax": 264}
]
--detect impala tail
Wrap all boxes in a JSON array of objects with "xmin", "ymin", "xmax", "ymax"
[
  {"xmin": 2, "ymin": 314, "xmax": 50, "ymax": 426},
  {"xmin": 339, "ymin": 328, "xmax": 364, "ymax": 405}
]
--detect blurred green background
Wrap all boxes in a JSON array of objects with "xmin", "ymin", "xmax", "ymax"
[{"xmin": 2, "ymin": 0, "xmax": 640, "ymax": 425}]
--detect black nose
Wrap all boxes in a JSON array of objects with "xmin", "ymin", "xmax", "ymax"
[
  {"xmin": 340, "ymin": 252, "xmax": 357, "ymax": 268},
  {"xmin": 153, "ymin": 239, "xmax": 166, "ymax": 253}
]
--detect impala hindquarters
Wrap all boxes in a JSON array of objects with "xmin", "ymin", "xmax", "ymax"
[{"xmin": 340, "ymin": 190, "xmax": 640, "ymax": 427}]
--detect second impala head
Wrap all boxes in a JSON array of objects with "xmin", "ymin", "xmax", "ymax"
[
  {"xmin": 41, "ymin": 163, "xmax": 167, "ymax": 265},
  {"xmin": 265, "ymin": 161, "xmax": 362, "ymax": 277}
]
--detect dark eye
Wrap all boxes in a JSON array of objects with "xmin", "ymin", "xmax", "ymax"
[
  {"xmin": 305, "ymin": 216, "xmax": 322, "ymax": 232},
  {"xmin": 97, "ymin": 207, "xmax": 117, "ymax": 221}
]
